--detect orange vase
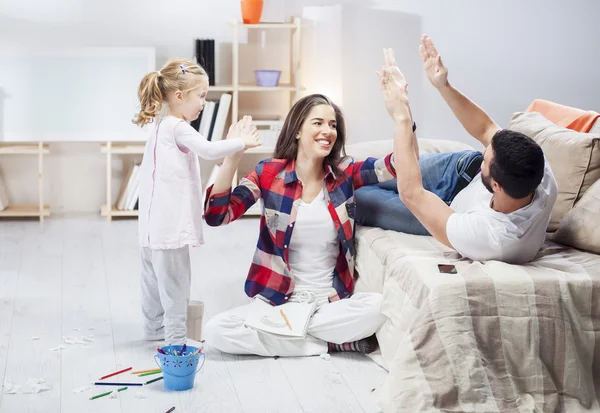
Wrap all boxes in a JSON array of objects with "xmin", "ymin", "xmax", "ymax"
[{"xmin": 241, "ymin": 0, "xmax": 263, "ymax": 24}]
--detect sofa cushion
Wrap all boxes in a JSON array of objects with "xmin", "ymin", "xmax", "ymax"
[
  {"xmin": 345, "ymin": 138, "xmax": 474, "ymax": 162},
  {"xmin": 509, "ymin": 112, "xmax": 600, "ymax": 231},
  {"xmin": 551, "ymin": 178, "xmax": 600, "ymax": 254}
]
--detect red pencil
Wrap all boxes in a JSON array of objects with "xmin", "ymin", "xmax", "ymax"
[{"xmin": 98, "ymin": 367, "xmax": 132, "ymax": 381}]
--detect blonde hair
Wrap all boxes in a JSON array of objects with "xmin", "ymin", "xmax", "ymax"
[{"xmin": 133, "ymin": 58, "xmax": 208, "ymax": 127}]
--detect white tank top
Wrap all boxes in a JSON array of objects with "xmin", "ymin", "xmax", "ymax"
[{"xmin": 288, "ymin": 188, "xmax": 339, "ymax": 304}]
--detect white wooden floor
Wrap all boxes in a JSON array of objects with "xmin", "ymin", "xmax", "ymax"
[{"xmin": 0, "ymin": 216, "xmax": 387, "ymax": 413}]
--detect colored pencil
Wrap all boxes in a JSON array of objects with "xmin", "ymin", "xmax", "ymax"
[
  {"xmin": 90, "ymin": 386, "xmax": 128, "ymax": 400},
  {"xmin": 138, "ymin": 370, "xmax": 162, "ymax": 377},
  {"xmin": 131, "ymin": 369, "xmax": 161, "ymax": 375},
  {"xmin": 165, "ymin": 407, "xmax": 176, "ymax": 413},
  {"xmin": 145, "ymin": 376, "xmax": 164, "ymax": 385},
  {"xmin": 181, "ymin": 344, "xmax": 187, "ymax": 355},
  {"xmin": 280, "ymin": 308, "xmax": 293, "ymax": 330},
  {"xmin": 98, "ymin": 367, "xmax": 132, "ymax": 380},
  {"xmin": 94, "ymin": 382, "xmax": 143, "ymax": 387}
]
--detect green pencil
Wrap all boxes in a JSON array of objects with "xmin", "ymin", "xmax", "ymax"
[
  {"xmin": 138, "ymin": 370, "xmax": 162, "ymax": 377},
  {"xmin": 145, "ymin": 376, "xmax": 164, "ymax": 385},
  {"xmin": 90, "ymin": 386, "xmax": 128, "ymax": 400}
]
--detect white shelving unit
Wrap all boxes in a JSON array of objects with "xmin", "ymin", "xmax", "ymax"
[
  {"xmin": 99, "ymin": 18, "xmax": 303, "ymax": 219},
  {"xmin": 100, "ymin": 141, "xmax": 144, "ymax": 221},
  {"xmin": 0, "ymin": 142, "xmax": 50, "ymax": 222},
  {"xmin": 230, "ymin": 19, "xmax": 302, "ymax": 124},
  {"xmin": 227, "ymin": 19, "xmax": 303, "ymax": 216}
]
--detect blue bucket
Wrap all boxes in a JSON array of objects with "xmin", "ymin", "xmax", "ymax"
[{"xmin": 154, "ymin": 345, "xmax": 205, "ymax": 391}]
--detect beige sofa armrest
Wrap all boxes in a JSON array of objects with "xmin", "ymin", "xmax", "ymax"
[{"xmin": 345, "ymin": 139, "xmax": 476, "ymax": 162}]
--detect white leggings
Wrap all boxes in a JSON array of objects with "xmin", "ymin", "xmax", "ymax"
[
  {"xmin": 204, "ymin": 292, "xmax": 386, "ymax": 357},
  {"xmin": 140, "ymin": 246, "xmax": 191, "ymax": 345}
]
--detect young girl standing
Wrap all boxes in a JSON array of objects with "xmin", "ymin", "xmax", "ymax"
[{"xmin": 133, "ymin": 58, "xmax": 260, "ymax": 345}]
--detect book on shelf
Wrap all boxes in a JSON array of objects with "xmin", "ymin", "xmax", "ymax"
[
  {"xmin": 206, "ymin": 101, "xmax": 220, "ymax": 141},
  {"xmin": 209, "ymin": 94, "xmax": 232, "ymax": 142},
  {"xmin": 116, "ymin": 163, "xmax": 140, "ymax": 211},
  {"xmin": 198, "ymin": 101, "xmax": 215, "ymax": 139},
  {"xmin": 0, "ymin": 171, "xmax": 9, "ymax": 211},
  {"xmin": 195, "ymin": 39, "xmax": 215, "ymax": 86}
]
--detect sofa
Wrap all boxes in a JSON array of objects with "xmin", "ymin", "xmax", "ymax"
[{"xmin": 345, "ymin": 113, "xmax": 600, "ymax": 413}]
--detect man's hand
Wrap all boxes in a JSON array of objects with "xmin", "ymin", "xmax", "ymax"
[
  {"xmin": 419, "ymin": 35, "xmax": 448, "ymax": 89},
  {"xmin": 377, "ymin": 48, "xmax": 410, "ymax": 121}
]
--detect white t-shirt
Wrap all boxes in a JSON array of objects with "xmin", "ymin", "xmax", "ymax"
[
  {"xmin": 446, "ymin": 160, "xmax": 558, "ymax": 264},
  {"xmin": 288, "ymin": 188, "xmax": 338, "ymax": 304}
]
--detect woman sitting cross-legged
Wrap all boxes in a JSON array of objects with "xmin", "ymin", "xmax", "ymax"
[{"xmin": 203, "ymin": 93, "xmax": 411, "ymax": 357}]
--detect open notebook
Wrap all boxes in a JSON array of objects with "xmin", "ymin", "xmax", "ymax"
[{"xmin": 244, "ymin": 297, "xmax": 317, "ymax": 339}]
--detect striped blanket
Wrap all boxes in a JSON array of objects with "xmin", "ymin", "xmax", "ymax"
[{"xmin": 354, "ymin": 227, "xmax": 600, "ymax": 413}]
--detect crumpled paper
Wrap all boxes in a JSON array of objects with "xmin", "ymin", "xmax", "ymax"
[
  {"xmin": 319, "ymin": 353, "xmax": 331, "ymax": 361},
  {"xmin": 63, "ymin": 335, "xmax": 95, "ymax": 345},
  {"xmin": 3, "ymin": 381, "xmax": 21, "ymax": 394},
  {"xmin": 22, "ymin": 378, "xmax": 52, "ymax": 394}
]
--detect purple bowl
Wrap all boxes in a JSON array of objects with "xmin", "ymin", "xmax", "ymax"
[{"xmin": 254, "ymin": 70, "xmax": 281, "ymax": 87}]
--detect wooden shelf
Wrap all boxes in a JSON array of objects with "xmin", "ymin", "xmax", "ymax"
[
  {"xmin": 0, "ymin": 142, "xmax": 49, "ymax": 222},
  {"xmin": 235, "ymin": 22, "xmax": 298, "ymax": 30},
  {"xmin": 100, "ymin": 204, "xmax": 139, "ymax": 217},
  {"xmin": 0, "ymin": 204, "xmax": 50, "ymax": 217},
  {"xmin": 0, "ymin": 143, "xmax": 49, "ymax": 155},
  {"xmin": 209, "ymin": 85, "xmax": 235, "ymax": 92},
  {"xmin": 238, "ymin": 84, "xmax": 298, "ymax": 92},
  {"xmin": 101, "ymin": 142, "xmax": 145, "ymax": 155}
]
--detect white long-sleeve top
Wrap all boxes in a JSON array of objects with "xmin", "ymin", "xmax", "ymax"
[{"xmin": 138, "ymin": 115, "xmax": 244, "ymax": 249}]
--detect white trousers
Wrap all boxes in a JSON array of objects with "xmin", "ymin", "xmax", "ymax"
[
  {"xmin": 204, "ymin": 292, "xmax": 386, "ymax": 357},
  {"xmin": 140, "ymin": 246, "xmax": 191, "ymax": 345}
]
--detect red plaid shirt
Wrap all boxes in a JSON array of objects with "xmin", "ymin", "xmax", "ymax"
[{"xmin": 204, "ymin": 154, "xmax": 396, "ymax": 306}]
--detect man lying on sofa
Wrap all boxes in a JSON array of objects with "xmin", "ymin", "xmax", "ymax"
[{"xmin": 357, "ymin": 36, "xmax": 558, "ymax": 264}]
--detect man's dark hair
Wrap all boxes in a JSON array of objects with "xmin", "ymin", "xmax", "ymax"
[{"xmin": 490, "ymin": 129, "xmax": 545, "ymax": 199}]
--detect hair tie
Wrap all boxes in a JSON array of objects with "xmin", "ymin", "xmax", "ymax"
[
  {"xmin": 179, "ymin": 64, "xmax": 187, "ymax": 74},
  {"xmin": 156, "ymin": 70, "xmax": 162, "ymax": 78}
]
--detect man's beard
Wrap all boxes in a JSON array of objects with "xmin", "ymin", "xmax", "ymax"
[{"xmin": 481, "ymin": 172, "xmax": 494, "ymax": 194}]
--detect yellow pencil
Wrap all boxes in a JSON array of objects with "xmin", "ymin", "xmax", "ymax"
[
  {"xmin": 279, "ymin": 308, "xmax": 292, "ymax": 330},
  {"xmin": 131, "ymin": 369, "xmax": 161, "ymax": 375}
]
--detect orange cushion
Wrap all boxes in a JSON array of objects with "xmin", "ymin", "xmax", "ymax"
[{"xmin": 526, "ymin": 99, "xmax": 600, "ymax": 133}]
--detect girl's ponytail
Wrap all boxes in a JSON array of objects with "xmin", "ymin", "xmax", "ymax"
[{"xmin": 133, "ymin": 71, "xmax": 163, "ymax": 127}]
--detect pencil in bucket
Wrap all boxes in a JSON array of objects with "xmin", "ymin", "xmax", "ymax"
[{"xmin": 154, "ymin": 345, "xmax": 205, "ymax": 391}]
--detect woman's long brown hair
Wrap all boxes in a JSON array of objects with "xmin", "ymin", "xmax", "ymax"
[{"xmin": 273, "ymin": 94, "xmax": 347, "ymax": 178}]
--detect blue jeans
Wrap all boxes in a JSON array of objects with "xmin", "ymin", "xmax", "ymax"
[{"xmin": 355, "ymin": 150, "xmax": 483, "ymax": 235}]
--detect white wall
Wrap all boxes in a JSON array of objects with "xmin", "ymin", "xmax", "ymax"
[
  {"xmin": 0, "ymin": 0, "xmax": 290, "ymax": 213},
  {"xmin": 1, "ymin": 0, "xmax": 599, "ymax": 212},
  {"xmin": 373, "ymin": 0, "xmax": 600, "ymax": 146}
]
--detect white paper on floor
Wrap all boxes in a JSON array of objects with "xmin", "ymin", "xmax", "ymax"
[
  {"xmin": 63, "ymin": 335, "xmax": 95, "ymax": 345},
  {"xmin": 319, "ymin": 353, "xmax": 331, "ymax": 361},
  {"xmin": 50, "ymin": 345, "xmax": 67, "ymax": 352},
  {"xmin": 23, "ymin": 378, "xmax": 52, "ymax": 394},
  {"xmin": 3, "ymin": 381, "xmax": 21, "ymax": 394},
  {"xmin": 72, "ymin": 386, "xmax": 89, "ymax": 393}
]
